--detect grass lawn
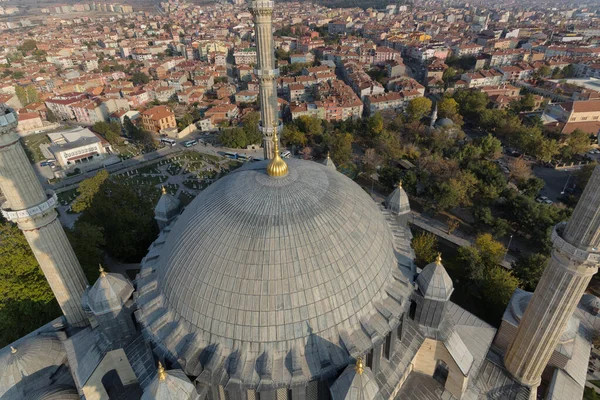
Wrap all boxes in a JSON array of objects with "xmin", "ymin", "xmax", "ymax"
[{"xmin": 21, "ymin": 133, "xmax": 51, "ymax": 163}]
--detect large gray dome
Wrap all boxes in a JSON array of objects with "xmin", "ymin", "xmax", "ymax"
[{"xmin": 136, "ymin": 159, "xmax": 411, "ymax": 383}]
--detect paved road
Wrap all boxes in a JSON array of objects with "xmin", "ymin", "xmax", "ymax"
[{"xmin": 534, "ymin": 166, "xmax": 576, "ymax": 202}]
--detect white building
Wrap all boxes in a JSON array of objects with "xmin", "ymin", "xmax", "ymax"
[{"xmin": 47, "ymin": 127, "xmax": 112, "ymax": 169}]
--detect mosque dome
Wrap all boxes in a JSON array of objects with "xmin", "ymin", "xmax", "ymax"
[
  {"xmin": 435, "ymin": 118, "xmax": 455, "ymax": 128},
  {"xmin": 136, "ymin": 159, "xmax": 410, "ymax": 383},
  {"xmin": 0, "ymin": 335, "xmax": 67, "ymax": 397},
  {"xmin": 28, "ymin": 384, "xmax": 79, "ymax": 400},
  {"xmin": 142, "ymin": 363, "xmax": 198, "ymax": 400}
]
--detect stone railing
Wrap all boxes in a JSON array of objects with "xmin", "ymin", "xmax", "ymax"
[{"xmin": 1, "ymin": 190, "xmax": 58, "ymax": 221}]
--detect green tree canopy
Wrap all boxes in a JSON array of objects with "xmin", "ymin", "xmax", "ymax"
[
  {"xmin": 282, "ymin": 124, "xmax": 307, "ymax": 147},
  {"xmin": 411, "ymin": 232, "xmax": 438, "ymax": 268},
  {"xmin": 0, "ymin": 221, "xmax": 60, "ymax": 346},
  {"xmin": 71, "ymin": 170, "xmax": 110, "ymax": 213},
  {"xmin": 513, "ymin": 253, "xmax": 548, "ymax": 291},
  {"xmin": 437, "ymin": 97, "xmax": 460, "ymax": 121},
  {"xmin": 132, "ymin": 71, "xmax": 150, "ymax": 85},
  {"xmin": 406, "ymin": 97, "xmax": 432, "ymax": 122},
  {"xmin": 220, "ymin": 128, "xmax": 248, "ymax": 148}
]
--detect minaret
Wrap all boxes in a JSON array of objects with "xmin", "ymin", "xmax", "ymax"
[
  {"xmin": 429, "ymin": 102, "xmax": 438, "ymax": 129},
  {"xmin": 0, "ymin": 105, "xmax": 88, "ymax": 327},
  {"xmin": 504, "ymin": 166, "xmax": 600, "ymax": 392},
  {"xmin": 249, "ymin": 0, "xmax": 279, "ymax": 160}
]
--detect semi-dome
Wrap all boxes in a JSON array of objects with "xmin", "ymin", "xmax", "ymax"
[
  {"xmin": 0, "ymin": 334, "xmax": 67, "ymax": 397},
  {"xmin": 136, "ymin": 159, "xmax": 411, "ymax": 383},
  {"xmin": 28, "ymin": 384, "xmax": 79, "ymax": 400}
]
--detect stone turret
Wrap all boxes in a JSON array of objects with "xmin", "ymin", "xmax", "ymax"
[
  {"xmin": 249, "ymin": 0, "xmax": 280, "ymax": 160},
  {"xmin": 330, "ymin": 358, "xmax": 382, "ymax": 400},
  {"xmin": 0, "ymin": 104, "xmax": 88, "ymax": 327},
  {"xmin": 154, "ymin": 186, "xmax": 181, "ymax": 230},
  {"xmin": 385, "ymin": 181, "xmax": 411, "ymax": 222},
  {"xmin": 504, "ymin": 166, "xmax": 600, "ymax": 393},
  {"xmin": 142, "ymin": 362, "xmax": 199, "ymax": 400},
  {"xmin": 83, "ymin": 266, "xmax": 136, "ymax": 344},
  {"xmin": 414, "ymin": 254, "xmax": 453, "ymax": 328},
  {"xmin": 323, "ymin": 152, "xmax": 337, "ymax": 171}
]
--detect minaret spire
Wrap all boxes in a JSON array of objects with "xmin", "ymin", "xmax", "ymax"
[
  {"xmin": 504, "ymin": 166, "xmax": 600, "ymax": 393},
  {"xmin": 0, "ymin": 104, "xmax": 89, "ymax": 326},
  {"xmin": 249, "ymin": 0, "xmax": 279, "ymax": 160}
]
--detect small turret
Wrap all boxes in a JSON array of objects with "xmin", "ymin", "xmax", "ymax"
[
  {"xmin": 330, "ymin": 357, "xmax": 383, "ymax": 400},
  {"xmin": 154, "ymin": 186, "xmax": 181, "ymax": 230},
  {"xmin": 385, "ymin": 181, "xmax": 411, "ymax": 221},
  {"xmin": 142, "ymin": 361, "xmax": 199, "ymax": 400},
  {"xmin": 323, "ymin": 152, "xmax": 337, "ymax": 171},
  {"xmin": 84, "ymin": 265, "xmax": 136, "ymax": 344},
  {"xmin": 414, "ymin": 254, "xmax": 454, "ymax": 328}
]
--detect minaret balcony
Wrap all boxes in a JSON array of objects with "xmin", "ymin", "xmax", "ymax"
[
  {"xmin": 1, "ymin": 190, "xmax": 58, "ymax": 222},
  {"xmin": 250, "ymin": 0, "xmax": 274, "ymax": 9},
  {"xmin": 254, "ymin": 68, "xmax": 279, "ymax": 78},
  {"xmin": 259, "ymin": 122, "xmax": 283, "ymax": 134},
  {"xmin": 552, "ymin": 222, "xmax": 600, "ymax": 266}
]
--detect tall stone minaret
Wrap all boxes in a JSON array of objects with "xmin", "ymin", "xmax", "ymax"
[
  {"xmin": 0, "ymin": 105, "xmax": 89, "ymax": 327},
  {"xmin": 249, "ymin": 0, "xmax": 279, "ymax": 160},
  {"xmin": 504, "ymin": 166, "xmax": 600, "ymax": 393}
]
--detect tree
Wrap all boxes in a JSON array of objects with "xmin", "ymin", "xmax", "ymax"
[
  {"xmin": 220, "ymin": 128, "xmax": 248, "ymax": 148},
  {"xmin": 442, "ymin": 67, "xmax": 457, "ymax": 85},
  {"xmin": 406, "ymin": 97, "xmax": 432, "ymax": 122},
  {"xmin": 282, "ymin": 125, "xmax": 307, "ymax": 147},
  {"xmin": 15, "ymin": 85, "xmax": 39, "ymax": 106},
  {"xmin": 478, "ymin": 134, "xmax": 502, "ymax": 160},
  {"xmin": 329, "ymin": 132, "xmax": 353, "ymax": 165},
  {"xmin": 367, "ymin": 112, "xmax": 384, "ymax": 138},
  {"xmin": 575, "ymin": 161, "xmax": 597, "ymax": 190},
  {"xmin": 434, "ymin": 170, "xmax": 478, "ymax": 210},
  {"xmin": 177, "ymin": 113, "xmax": 193, "ymax": 131},
  {"xmin": 296, "ymin": 115, "xmax": 323, "ymax": 138},
  {"xmin": 66, "ymin": 223, "xmax": 105, "ymax": 283},
  {"xmin": 458, "ymin": 233, "xmax": 505, "ymax": 281},
  {"xmin": 453, "ymin": 89, "xmax": 489, "ymax": 120},
  {"xmin": 361, "ymin": 148, "xmax": 381, "ymax": 176},
  {"xmin": 536, "ymin": 65, "xmax": 551, "ymax": 78},
  {"xmin": 71, "ymin": 170, "xmax": 110, "ymax": 213},
  {"xmin": 513, "ymin": 253, "xmax": 548, "ymax": 291},
  {"xmin": 77, "ymin": 179, "xmax": 159, "ymax": 262},
  {"xmin": 92, "ymin": 121, "xmax": 121, "ymax": 145},
  {"xmin": 18, "ymin": 39, "xmax": 37, "ymax": 53},
  {"xmin": 411, "ymin": 232, "xmax": 438, "ymax": 268},
  {"xmin": 242, "ymin": 112, "xmax": 262, "ymax": 145},
  {"xmin": 481, "ymin": 266, "xmax": 520, "ymax": 318},
  {"xmin": 437, "ymin": 97, "xmax": 460, "ymax": 121},
  {"xmin": 132, "ymin": 71, "xmax": 150, "ymax": 85},
  {"xmin": 447, "ymin": 218, "xmax": 460, "ymax": 235},
  {"xmin": 564, "ymin": 129, "xmax": 591, "ymax": 156},
  {"xmin": 508, "ymin": 157, "xmax": 532, "ymax": 182},
  {"xmin": 0, "ymin": 221, "xmax": 60, "ymax": 346}
]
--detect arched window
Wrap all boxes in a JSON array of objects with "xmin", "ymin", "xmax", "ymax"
[
  {"xmin": 433, "ymin": 360, "xmax": 449, "ymax": 386},
  {"xmin": 102, "ymin": 369, "xmax": 124, "ymax": 399}
]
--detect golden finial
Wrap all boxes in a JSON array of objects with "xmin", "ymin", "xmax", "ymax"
[
  {"xmin": 355, "ymin": 357, "xmax": 364, "ymax": 375},
  {"xmin": 435, "ymin": 253, "xmax": 442, "ymax": 265},
  {"xmin": 398, "ymin": 180, "xmax": 403, "ymax": 189},
  {"xmin": 99, "ymin": 264, "xmax": 107, "ymax": 277},
  {"xmin": 327, "ymin": 151, "xmax": 331, "ymax": 159},
  {"xmin": 161, "ymin": 186, "xmax": 167, "ymax": 195},
  {"xmin": 266, "ymin": 120, "xmax": 288, "ymax": 177},
  {"xmin": 157, "ymin": 361, "xmax": 166, "ymax": 381},
  {"xmin": 10, "ymin": 346, "xmax": 17, "ymax": 354}
]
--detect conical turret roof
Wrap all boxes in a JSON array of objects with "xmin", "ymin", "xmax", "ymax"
[
  {"xmin": 385, "ymin": 182, "xmax": 410, "ymax": 216},
  {"xmin": 330, "ymin": 358, "xmax": 383, "ymax": 400},
  {"xmin": 323, "ymin": 152, "xmax": 337, "ymax": 171},
  {"xmin": 417, "ymin": 254, "xmax": 454, "ymax": 301},
  {"xmin": 87, "ymin": 266, "xmax": 134, "ymax": 315},
  {"xmin": 154, "ymin": 187, "xmax": 181, "ymax": 220},
  {"xmin": 142, "ymin": 362, "xmax": 197, "ymax": 400}
]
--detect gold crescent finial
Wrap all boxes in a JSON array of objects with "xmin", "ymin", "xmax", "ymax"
[
  {"xmin": 436, "ymin": 253, "xmax": 442, "ymax": 265},
  {"xmin": 327, "ymin": 151, "xmax": 331, "ymax": 159},
  {"xmin": 161, "ymin": 186, "xmax": 167, "ymax": 195},
  {"xmin": 398, "ymin": 180, "xmax": 403, "ymax": 188},
  {"xmin": 355, "ymin": 357, "xmax": 364, "ymax": 375},
  {"xmin": 266, "ymin": 120, "xmax": 288, "ymax": 177},
  {"xmin": 10, "ymin": 346, "xmax": 17, "ymax": 354},
  {"xmin": 99, "ymin": 264, "xmax": 107, "ymax": 277},
  {"xmin": 157, "ymin": 361, "xmax": 166, "ymax": 381}
]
